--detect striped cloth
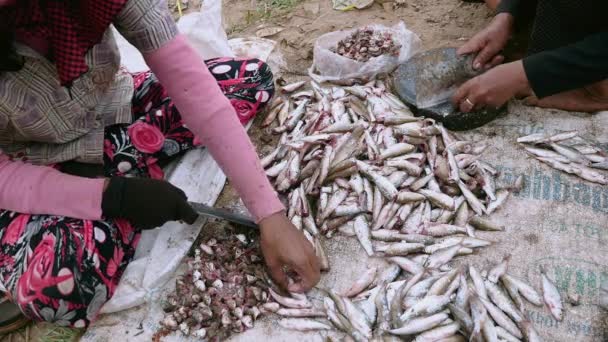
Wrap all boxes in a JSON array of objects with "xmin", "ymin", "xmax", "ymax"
[{"xmin": 0, "ymin": 0, "xmax": 178, "ymax": 165}]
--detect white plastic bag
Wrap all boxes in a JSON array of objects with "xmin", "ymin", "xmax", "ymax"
[
  {"xmin": 309, "ymin": 21, "xmax": 421, "ymax": 83},
  {"xmin": 176, "ymin": 0, "xmax": 234, "ymax": 59}
]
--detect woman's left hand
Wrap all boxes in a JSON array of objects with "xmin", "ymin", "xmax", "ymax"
[
  {"xmin": 452, "ymin": 61, "xmax": 531, "ymax": 112},
  {"xmin": 259, "ymin": 212, "xmax": 321, "ymax": 293}
]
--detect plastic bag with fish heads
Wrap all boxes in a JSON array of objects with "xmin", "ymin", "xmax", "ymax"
[{"xmin": 309, "ymin": 21, "xmax": 421, "ymax": 83}]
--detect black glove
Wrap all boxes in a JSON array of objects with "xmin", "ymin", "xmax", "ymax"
[{"xmin": 102, "ymin": 177, "xmax": 198, "ymax": 229}]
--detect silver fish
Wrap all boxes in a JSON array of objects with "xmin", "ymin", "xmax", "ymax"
[
  {"xmin": 541, "ymin": 268, "xmax": 563, "ymax": 321},
  {"xmin": 424, "ymin": 244, "xmax": 462, "ymax": 269},
  {"xmin": 278, "ymin": 318, "xmax": 332, "ymax": 331},
  {"xmin": 418, "ymin": 189, "xmax": 455, "ymax": 211},
  {"xmin": 400, "ymin": 294, "xmax": 453, "ymax": 321},
  {"xmin": 487, "ymin": 255, "xmax": 510, "ymax": 283},
  {"xmin": 354, "ymin": 215, "xmax": 374, "ymax": 256},
  {"xmin": 276, "ymin": 308, "xmax": 327, "ymax": 318},
  {"xmin": 356, "ymin": 160, "xmax": 399, "ymax": 200},
  {"xmin": 388, "ymin": 312, "xmax": 449, "ymax": 336},
  {"xmin": 457, "ymin": 181, "xmax": 485, "ymax": 215},
  {"xmin": 478, "ymin": 296, "xmax": 523, "ymax": 339},
  {"xmin": 344, "ymin": 267, "xmax": 377, "ymax": 297},
  {"xmin": 485, "ymin": 280, "xmax": 523, "ymax": 323},
  {"xmin": 389, "ymin": 256, "xmax": 424, "ymax": 275},
  {"xmin": 550, "ymin": 142, "xmax": 590, "ymax": 165},
  {"xmin": 413, "ymin": 322, "xmax": 460, "ymax": 342},
  {"xmin": 469, "ymin": 266, "xmax": 488, "ymax": 300},
  {"xmin": 501, "ymin": 274, "xmax": 543, "ymax": 306},
  {"xmin": 376, "ymin": 242, "xmax": 425, "ymax": 256}
]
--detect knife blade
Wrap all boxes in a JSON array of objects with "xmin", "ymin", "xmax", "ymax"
[{"xmin": 188, "ymin": 201, "xmax": 258, "ymax": 229}]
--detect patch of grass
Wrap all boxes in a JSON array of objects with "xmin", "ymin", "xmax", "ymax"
[
  {"xmin": 227, "ymin": 0, "xmax": 299, "ymax": 35},
  {"xmin": 39, "ymin": 326, "xmax": 81, "ymax": 342}
]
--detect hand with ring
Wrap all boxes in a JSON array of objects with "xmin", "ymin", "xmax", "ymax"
[{"xmin": 452, "ymin": 61, "xmax": 532, "ymax": 112}]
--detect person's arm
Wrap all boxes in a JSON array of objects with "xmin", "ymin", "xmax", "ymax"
[
  {"xmin": 114, "ymin": 0, "xmax": 284, "ymax": 222},
  {"xmin": 523, "ymin": 31, "xmax": 608, "ymax": 98},
  {"xmin": 0, "ymin": 154, "xmax": 105, "ymax": 219},
  {"xmin": 142, "ymin": 37, "xmax": 285, "ymax": 222}
]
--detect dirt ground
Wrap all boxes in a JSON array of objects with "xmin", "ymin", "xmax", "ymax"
[{"xmin": 0, "ymin": 1, "xmax": 498, "ymax": 341}]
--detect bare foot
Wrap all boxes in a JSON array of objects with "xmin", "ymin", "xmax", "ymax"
[{"xmin": 523, "ymin": 85, "xmax": 608, "ymax": 113}]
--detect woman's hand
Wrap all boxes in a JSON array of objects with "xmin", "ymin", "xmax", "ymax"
[
  {"xmin": 259, "ymin": 212, "xmax": 321, "ymax": 293},
  {"xmin": 458, "ymin": 13, "xmax": 515, "ymax": 70},
  {"xmin": 102, "ymin": 177, "xmax": 198, "ymax": 229},
  {"xmin": 452, "ymin": 61, "xmax": 531, "ymax": 112}
]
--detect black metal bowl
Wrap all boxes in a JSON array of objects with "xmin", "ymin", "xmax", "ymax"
[{"xmin": 392, "ymin": 47, "xmax": 506, "ymax": 131}]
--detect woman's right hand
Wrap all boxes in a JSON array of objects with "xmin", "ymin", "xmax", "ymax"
[
  {"xmin": 458, "ymin": 13, "xmax": 515, "ymax": 70},
  {"xmin": 102, "ymin": 177, "xmax": 198, "ymax": 229}
]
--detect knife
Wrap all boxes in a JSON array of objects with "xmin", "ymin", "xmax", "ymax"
[{"xmin": 188, "ymin": 201, "xmax": 258, "ymax": 229}]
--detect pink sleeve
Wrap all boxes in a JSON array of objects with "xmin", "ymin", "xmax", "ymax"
[
  {"xmin": 143, "ymin": 35, "xmax": 285, "ymax": 222},
  {"xmin": 0, "ymin": 154, "xmax": 104, "ymax": 220}
]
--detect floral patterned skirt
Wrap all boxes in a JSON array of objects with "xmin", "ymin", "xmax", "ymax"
[{"xmin": 0, "ymin": 57, "xmax": 274, "ymax": 328}]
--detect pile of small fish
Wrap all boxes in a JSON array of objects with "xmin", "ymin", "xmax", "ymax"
[
  {"xmin": 265, "ymin": 257, "xmax": 567, "ymax": 342},
  {"xmin": 255, "ymin": 80, "xmax": 567, "ymax": 340},
  {"xmin": 518, "ymin": 131, "xmax": 608, "ymax": 185},
  {"xmin": 157, "ymin": 234, "xmax": 272, "ymax": 341},
  {"xmin": 333, "ymin": 28, "xmax": 401, "ymax": 62}
]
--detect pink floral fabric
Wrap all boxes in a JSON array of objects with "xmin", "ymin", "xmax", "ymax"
[{"xmin": 0, "ymin": 57, "xmax": 274, "ymax": 328}]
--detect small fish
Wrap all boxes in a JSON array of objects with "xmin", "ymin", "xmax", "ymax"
[
  {"xmin": 376, "ymin": 242, "xmax": 425, "ymax": 256},
  {"xmin": 427, "ymin": 268, "xmax": 460, "ymax": 296},
  {"xmin": 413, "ymin": 322, "xmax": 460, "ymax": 342},
  {"xmin": 418, "ymin": 189, "xmax": 455, "ymax": 211},
  {"xmin": 468, "ymin": 216, "xmax": 504, "ymax": 231},
  {"xmin": 319, "ymin": 189, "xmax": 348, "ymax": 222},
  {"xmin": 454, "ymin": 275, "xmax": 471, "ymax": 309},
  {"xmin": 541, "ymin": 268, "xmax": 563, "ymax": 321},
  {"xmin": 380, "ymin": 142, "xmax": 416, "ymax": 159},
  {"xmin": 343, "ymin": 267, "xmax": 377, "ymax": 297},
  {"xmin": 281, "ymin": 81, "xmax": 307, "ymax": 93},
  {"xmin": 550, "ymin": 142, "xmax": 590, "ymax": 165},
  {"xmin": 396, "ymin": 191, "xmax": 426, "ymax": 203},
  {"xmin": 486, "ymin": 189, "xmax": 510, "ymax": 214},
  {"xmin": 354, "ymin": 215, "xmax": 374, "ymax": 256},
  {"xmin": 371, "ymin": 230, "xmax": 410, "ymax": 242},
  {"xmin": 356, "ymin": 161, "xmax": 399, "ymax": 200},
  {"xmin": 447, "ymin": 303, "xmax": 473, "ymax": 335},
  {"xmin": 478, "ymin": 296, "xmax": 523, "ymax": 339},
  {"xmin": 469, "ymin": 266, "xmax": 487, "ymax": 300},
  {"xmin": 484, "ymin": 280, "xmax": 523, "ymax": 323},
  {"xmin": 374, "ymin": 264, "xmax": 402, "ymax": 286},
  {"xmin": 276, "ymin": 308, "xmax": 327, "ymax": 318},
  {"xmin": 388, "ymin": 256, "xmax": 424, "ymax": 275},
  {"xmin": 424, "ymin": 244, "xmax": 462, "ymax": 269},
  {"xmin": 457, "ymin": 181, "xmax": 485, "ymax": 215},
  {"xmin": 421, "ymin": 223, "xmax": 466, "ymax": 237},
  {"xmin": 488, "ymin": 255, "xmax": 510, "ymax": 283},
  {"xmin": 400, "ymin": 294, "xmax": 453, "ymax": 321},
  {"xmin": 520, "ymin": 320, "xmax": 543, "ymax": 342},
  {"xmin": 265, "ymin": 160, "xmax": 288, "ymax": 177},
  {"xmin": 278, "ymin": 318, "xmax": 332, "ymax": 331},
  {"xmin": 496, "ymin": 326, "xmax": 522, "ymax": 342},
  {"xmin": 314, "ymin": 238, "xmax": 330, "ymax": 271},
  {"xmin": 269, "ymin": 288, "xmax": 312, "ymax": 309},
  {"xmin": 388, "ymin": 312, "xmax": 449, "ymax": 336}
]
